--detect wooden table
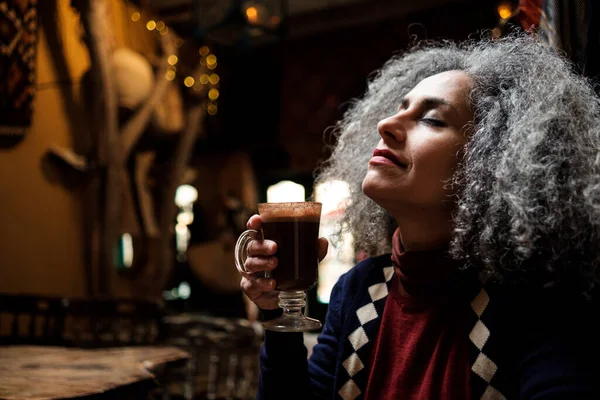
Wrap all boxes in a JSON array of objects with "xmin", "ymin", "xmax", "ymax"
[{"xmin": 0, "ymin": 345, "xmax": 191, "ymax": 399}]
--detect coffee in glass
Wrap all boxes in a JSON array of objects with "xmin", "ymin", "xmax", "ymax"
[
  {"xmin": 259, "ymin": 202, "xmax": 321, "ymax": 291},
  {"xmin": 235, "ymin": 202, "xmax": 323, "ymax": 332}
]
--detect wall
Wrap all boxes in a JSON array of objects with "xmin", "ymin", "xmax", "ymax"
[
  {"xmin": 0, "ymin": 0, "xmax": 155, "ymax": 297},
  {"xmin": 277, "ymin": 0, "xmax": 497, "ymax": 174}
]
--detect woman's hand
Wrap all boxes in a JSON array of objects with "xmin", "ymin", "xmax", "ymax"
[{"xmin": 240, "ymin": 214, "xmax": 329, "ymax": 310}]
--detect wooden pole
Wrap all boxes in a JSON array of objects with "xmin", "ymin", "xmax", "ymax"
[
  {"xmin": 147, "ymin": 105, "xmax": 205, "ymax": 296},
  {"xmin": 75, "ymin": 0, "xmax": 120, "ymax": 295}
]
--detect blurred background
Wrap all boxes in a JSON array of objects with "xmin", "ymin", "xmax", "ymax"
[{"xmin": 1, "ymin": 0, "xmax": 598, "ymax": 398}]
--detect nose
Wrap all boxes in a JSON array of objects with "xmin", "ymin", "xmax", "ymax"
[{"xmin": 377, "ymin": 114, "xmax": 407, "ymax": 143}]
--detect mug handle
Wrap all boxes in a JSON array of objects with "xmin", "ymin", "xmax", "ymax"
[{"xmin": 235, "ymin": 229, "xmax": 270, "ymax": 277}]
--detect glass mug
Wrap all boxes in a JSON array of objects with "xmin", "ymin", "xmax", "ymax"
[{"xmin": 235, "ymin": 202, "xmax": 322, "ymax": 332}]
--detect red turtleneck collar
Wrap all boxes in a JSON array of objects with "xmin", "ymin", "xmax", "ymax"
[
  {"xmin": 391, "ymin": 228, "xmax": 467, "ymax": 309},
  {"xmin": 364, "ymin": 228, "xmax": 472, "ymax": 399}
]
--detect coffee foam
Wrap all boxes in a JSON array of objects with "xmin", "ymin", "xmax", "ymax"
[{"xmin": 258, "ymin": 202, "xmax": 322, "ymax": 223}]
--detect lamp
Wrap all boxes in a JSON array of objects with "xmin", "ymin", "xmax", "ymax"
[{"xmin": 193, "ymin": 0, "xmax": 287, "ymax": 47}]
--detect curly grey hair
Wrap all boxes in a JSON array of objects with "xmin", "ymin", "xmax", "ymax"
[{"xmin": 315, "ymin": 33, "xmax": 600, "ymax": 293}]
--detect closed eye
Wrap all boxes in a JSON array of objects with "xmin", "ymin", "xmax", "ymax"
[{"xmin": 421, "ymin": 118, "xmax": 447, "ymax": 128}]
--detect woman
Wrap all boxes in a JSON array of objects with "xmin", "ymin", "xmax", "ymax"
[{"xmin": 240, "ymin": 33, "xmax": 600, "ymax": 399}]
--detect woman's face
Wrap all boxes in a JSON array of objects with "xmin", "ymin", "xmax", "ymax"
[{"xmin": 362, "ymin": 70, "xmax": 474, "ymax": 215}]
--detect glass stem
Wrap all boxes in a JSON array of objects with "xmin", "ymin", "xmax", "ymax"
[{"xmin": 278, "ymin": 291, "xmax": 306, "ymax": 315}]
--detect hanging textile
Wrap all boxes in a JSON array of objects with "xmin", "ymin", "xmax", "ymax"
[
  {"xmin": 519, "ymin": 0, "xmax": 600, "ymax": 81},
  {"xmin": 0, "ymin": 0, "xmax": 39, "ymax": 144}
]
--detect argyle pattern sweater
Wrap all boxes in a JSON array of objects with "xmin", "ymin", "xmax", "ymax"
[{"xmin": 258, "ymin": 254, "xmax": 600, "ymax": 400}]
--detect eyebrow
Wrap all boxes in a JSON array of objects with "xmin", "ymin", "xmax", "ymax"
[{"xmin": 400, "ymin": 96, "xmax": 460, "ymax": 116}]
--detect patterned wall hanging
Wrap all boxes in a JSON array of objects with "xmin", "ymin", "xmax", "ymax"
[{"xmin": 0, "ymin": 0, "xmax": 39, "ymax": 147}]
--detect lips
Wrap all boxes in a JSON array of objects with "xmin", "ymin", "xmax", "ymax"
[{"xmin": 371, "ymin": 148, "xmax": 407, "ymax": 168}]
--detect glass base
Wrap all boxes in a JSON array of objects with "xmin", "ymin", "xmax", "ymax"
[{"xmin": 263, "ymin": 313, "xmax": 322, "ymax": 332}]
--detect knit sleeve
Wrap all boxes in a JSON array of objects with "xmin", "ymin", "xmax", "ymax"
[
  {"xmin": 257, "ymin": 329, "xmax": 308, "ymax": 400},
  {"xmin": 307, "ymin": 271, "xmax": 348, "ymax": 397}
]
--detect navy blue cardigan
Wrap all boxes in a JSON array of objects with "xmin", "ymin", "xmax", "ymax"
[{"xmin": 258, "ymin": 254, "xmax": 600, "ymax": 399}]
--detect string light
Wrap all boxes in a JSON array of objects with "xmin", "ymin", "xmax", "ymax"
[
  {"xmin": 209, "ymin": 74, "xmax": 220, "ymax": 84},
  {"xmin": 199, "ymin": 50, "xmax": 219, "ymax": 114},
  {"xmin": 205, "ymin": 53, "xmax": 218, "ymax": 70},
  {"xmin": 127, "ymin": 10, "xmax": 219, "ymax": 115},
  {"xmin": 199, "ymin": 74, "xmax": 210, "ymax": 84},
  {"xmin": 199, "ymin": 46, "xmax": 210, "ymax": 56},
  {"xmin": 168, "ymin": 55, "xmax": 178, "ymax": 65},
  {"xmin": 208, "ymin": 88, "xmax": 219, "ymax": 100},
  {"xmin": 207, "ymin": 103, "xmax": 218, "ymax": 115},
  {"xmin": 206, "ymin": 54, "xmax": 217, "ymax": 66},
  {"xmin": 184, "ymin": 76, "xmax": 195, "ymax": 87}
]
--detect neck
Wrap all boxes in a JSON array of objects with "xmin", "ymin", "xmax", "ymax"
[{"xmin": 392, "ymin": 208, "xmax": 453, "ymax": 251}]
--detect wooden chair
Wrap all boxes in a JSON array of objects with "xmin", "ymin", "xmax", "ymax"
[
  {"xmin": 162, "ymin": 314, "xmax": 263, "ymax": 400},
  {"xmin": 0, "ymin": 294, "xmax": 189, "ymax": 399},
  {"xmin": 62, "ymin": 297, "xmax": 188, "ymax": 399},
  {"xmin": 0, "ymin": 293, "xmax": 66, "ymax": 346},
  {"xmin": 62, "ymin": 297, "xmax": 164, "ymax": 348}
]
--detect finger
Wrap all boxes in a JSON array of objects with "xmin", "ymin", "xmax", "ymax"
[
  {"xmin": 244, "ymin": 255, "xmax": 278, "ymax": 273},
  {"xmin": 248, "ymin": 291, "xmax": 280, "ymax": 310},
  {"xmin": 247, "ymin": 214, "xmax": 263, "ymax": 231},
  {"xmin": 240, "ymin": 277, "xmax": 276, "ymax": 300},
  {"xmin": 318, "ymin": 237, "xmax": 329, "ymax": 261},
  {"xmin": 256, "ymin": 277, "xmax": 276, "ymax": 290},
  {"xmin": 239, "ymin": 270, "xmax": 277, "ymax": 282},
  {"xmin": 247, "ymin": 239, "xmax": 277, "ymax": 257}
]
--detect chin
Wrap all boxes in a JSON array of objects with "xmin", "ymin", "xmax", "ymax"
[
  {"xmin": 362, "ymin": 176, "xmax": 392, "ymax": 206},
  {"xmin": 361, "ymin": 174, "xmax": 376, "ymax": 198}
]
